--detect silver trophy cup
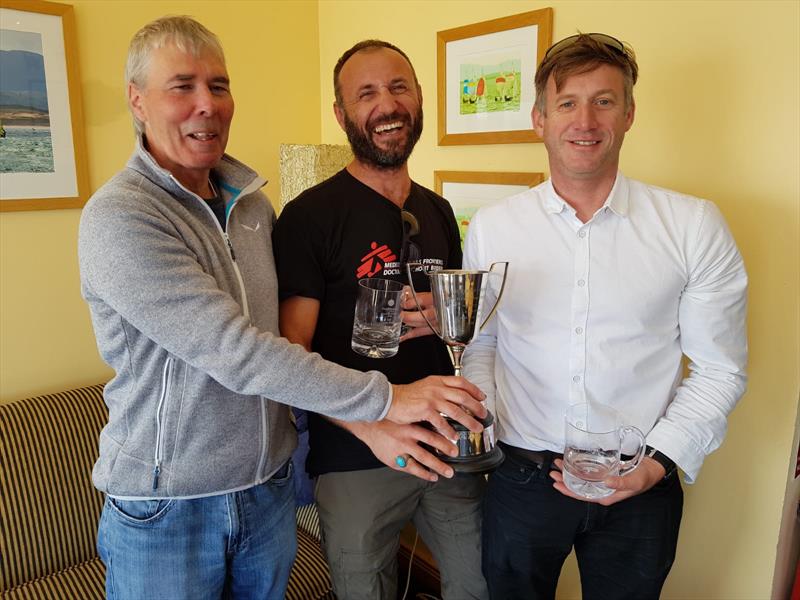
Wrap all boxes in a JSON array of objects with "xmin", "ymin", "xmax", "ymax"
[{"xmin": 406, "ymin": 262, "xmax": 508, "ymax": 473}]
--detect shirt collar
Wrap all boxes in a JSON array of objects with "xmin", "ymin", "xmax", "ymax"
[
  {"xmin": 543, "ymin": 172, "xmax": 631, "ymax": 218},
  {"xmin": 606, "ymin": 173, "xmax": 630, "ymax": 217},
  {"xmin": 543, "ymin": 179, "xmax": 567, "ymax": 214}
]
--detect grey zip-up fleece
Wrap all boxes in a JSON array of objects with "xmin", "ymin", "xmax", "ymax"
[{"xmin": 79, "ymin": 139, "xmax": 391, "ymax": 499}]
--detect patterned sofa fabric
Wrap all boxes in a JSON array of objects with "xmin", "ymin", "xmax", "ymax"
[
  {"xmin": 1, "ymin": 385, "xmax": 107, "ymax": 592},
  {"xmin": 1, "ymin": 558, "xmax": 105, "ymax": 600},
  {"xmin": 0, "ymin": 385, "xmax": 333, "ymax": 600}
]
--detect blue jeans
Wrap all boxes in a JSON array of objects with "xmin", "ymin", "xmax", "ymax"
[
  {"xmin": 97, "ymin": 463, "xmax": 297, "ymax": 600},
  {"xmin": 482, "ymin": 449, "xmax": 683, "ymax": 600}
]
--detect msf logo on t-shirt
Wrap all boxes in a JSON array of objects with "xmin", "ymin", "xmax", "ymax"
[{"xmin": 356, "ymin": 242, "xmax": 397, "ymax": 278}]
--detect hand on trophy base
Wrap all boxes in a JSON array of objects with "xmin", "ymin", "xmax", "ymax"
[{"xmin": 424, "ymin": 411, "xmax": 505, "ymax": 474}]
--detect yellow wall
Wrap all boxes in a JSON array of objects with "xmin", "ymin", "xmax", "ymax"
[
  {"xmin": 0, "ymin": 0, "xmax": 798, "ymax": 597},
  {"xmin": 0, "ymin": 0, "xmax": 321, "ymax": 401},
  {"xmin": 316, "ymin": 1, "xmax": 799, "ymax": 598}
]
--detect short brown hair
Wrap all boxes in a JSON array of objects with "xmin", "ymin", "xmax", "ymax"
[
  {"xmin": 534, "ymin": 33, "xmax": 638, "ymax": 114},
  {"xmin": 333, "ymin": 40, "xmax": 419, "ymax": 107}
]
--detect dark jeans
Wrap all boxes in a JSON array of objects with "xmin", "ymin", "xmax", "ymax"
[{"xmin": 482, "ymin": 446, "xmax": 683, "ymax": 600}]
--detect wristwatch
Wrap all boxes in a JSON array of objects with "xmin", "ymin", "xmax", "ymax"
[{"xmin": 645, "ymin": 445, "xmax": 676, "ymax": 479}]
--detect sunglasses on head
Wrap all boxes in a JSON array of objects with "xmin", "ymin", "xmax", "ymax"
[{"xmin": 543, "ymin": 33, "xmax": 627, "ymax": 61}]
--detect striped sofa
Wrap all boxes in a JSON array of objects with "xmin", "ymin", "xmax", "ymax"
[{"xmin": 0, "ymin": 384, "xmax": 333, "ymax": 599}]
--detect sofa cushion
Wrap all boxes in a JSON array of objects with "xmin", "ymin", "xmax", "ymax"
[
  {"xmin": 1, "ymin": 557, "xmax": 105, "ymax": 600},
  {"xmin": 296, "ymin": 502, "xmax": 322, "ymax": 539},
  {"xmin": 0, "ymin": 385, "xmax": 107, "ymax": 591},
  {"xmin": 286, "ymin": 529, "xmax": 335, "ymax": 600}
]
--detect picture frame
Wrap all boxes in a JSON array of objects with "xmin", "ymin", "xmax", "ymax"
[
  {"xmin": 435, "ymin": 170, "xmax": 545, "ymax": 244},
  {"xmin": 0, "ymin": 0, "xmax": 89, "ymax": 212},
  {"xmin": 437, "ymin": 8, "xmax": 553, "ymax": 146}
]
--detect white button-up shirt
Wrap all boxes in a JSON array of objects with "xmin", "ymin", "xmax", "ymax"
[{"xmin": 462, "ymin": 173, "xmax": 747, "ymax": 482}]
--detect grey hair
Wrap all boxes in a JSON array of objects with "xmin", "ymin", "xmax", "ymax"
[{"xmin": 125, "ymin": 16, "xmax": 226, "ymax": 133}]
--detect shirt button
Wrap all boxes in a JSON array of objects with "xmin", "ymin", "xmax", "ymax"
[
  {"xmin": 572, "ymin": 375, "xmax": 581, "ymax": 383},
  {"xmin": 579, "ymin": 230, "xmax": 587, "ymax": 238},
  {"xmin": 577, "ymin": 279, "xmax": 586, "ymax": 287},
  {"xmin": 575, "ymin": 327, "xmax": 583, "ymax": 334}
]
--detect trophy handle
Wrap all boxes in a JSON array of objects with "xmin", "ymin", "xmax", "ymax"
[
  {"xmin": 405, "ymin": 262, "xmax": 442, "ymax": 338},
  {"xmin": 479, "ymin": 261, "xmax": 509, "ymax": 331}
]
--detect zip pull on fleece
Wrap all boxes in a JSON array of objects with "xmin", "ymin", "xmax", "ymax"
[
  {"xmin": 152, "ymin": 465, "xmax": 161, "ymax": 490},
  {"xmin": 224, "ymin": 232, "xmax": 236, "ymax": 261}
]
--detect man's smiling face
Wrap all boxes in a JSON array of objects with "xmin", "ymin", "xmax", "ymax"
[
  {"xmin": 533, "ymin": 64, "xmax": 635, "ymax": 186},
  {"xmin": 129, "ymin": 43, "xmax": 233, "ymax": 193},
  {"xmin": 335, "ymin": 47, "xmax": 422, "ymax": 169}
]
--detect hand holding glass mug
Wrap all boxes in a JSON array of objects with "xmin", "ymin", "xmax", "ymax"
[{"xmin": 562, "ymin": 402, "xmax": 646, "ymax": 499}]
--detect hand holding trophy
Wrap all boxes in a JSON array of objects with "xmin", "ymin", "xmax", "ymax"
[{"xmin": 406, "ymin": 262, "xmax": 508, "ymax": 473}]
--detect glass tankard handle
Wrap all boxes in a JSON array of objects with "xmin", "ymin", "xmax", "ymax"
[{"xmin": 618, "ymin": 425, "xmax": 646, "ymax": 476}]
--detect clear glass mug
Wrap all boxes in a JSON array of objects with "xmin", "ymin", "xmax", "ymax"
[
  {"xmin": 351, "ymin": 278, "xmax": 405, "ymax": 359},
  {"xmin": 563, "ymin": 402, "xmax": 646, "ymax": 499}
]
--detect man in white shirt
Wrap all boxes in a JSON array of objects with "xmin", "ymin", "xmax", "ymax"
[{"xmin": 462, "ymin": 33, "xmax": 747, "ymax": 600}]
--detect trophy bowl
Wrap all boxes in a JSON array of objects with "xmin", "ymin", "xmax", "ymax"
[{"xmin": 407, "ymin": 263, "xmax": 508, "ymax": 473}]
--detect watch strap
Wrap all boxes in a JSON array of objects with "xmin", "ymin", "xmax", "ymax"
[{"xmin": 645, "ymin": 445, "xmax": 676, "ymax": 479}]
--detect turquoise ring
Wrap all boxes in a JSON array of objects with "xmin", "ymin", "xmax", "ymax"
[{"xmin": 395, "ymin": 455, "xmax": 408, "ymax": 468}]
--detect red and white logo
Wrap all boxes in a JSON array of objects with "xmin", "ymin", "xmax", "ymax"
[{"xmin": 356, "ymin": 242, "xmax": 397, "ymax": 278}]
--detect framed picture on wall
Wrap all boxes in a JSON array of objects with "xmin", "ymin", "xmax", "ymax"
[
  {"xmin": 435, "ymin": 170, "xmax": 544, "ymax": 245},
  {"xmin": 437, "ymin": 8, "xmax": 553, "ymax": 146},
  {"xmin": 0, "ymin": 0, "xmax": 89, "ymax": 212}
]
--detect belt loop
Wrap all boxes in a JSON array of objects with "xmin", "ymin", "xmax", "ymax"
[{"xmin": 541, "ymin": 452, "xmax": 557, "ymax": 478}]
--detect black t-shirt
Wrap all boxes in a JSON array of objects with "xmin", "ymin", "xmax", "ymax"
[{"xmin": 273, "ymin": 169, "xmax": 461, "ymax": 475}]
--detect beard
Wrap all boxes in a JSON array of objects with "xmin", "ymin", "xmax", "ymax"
[{"xmin": 343, "ymin": 106, "xmax": 423, "ymax": 170}]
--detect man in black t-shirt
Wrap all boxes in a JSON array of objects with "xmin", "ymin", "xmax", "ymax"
[{"xmin": 274, "ymin": 40, "xmax": 489, "ymax": 600}]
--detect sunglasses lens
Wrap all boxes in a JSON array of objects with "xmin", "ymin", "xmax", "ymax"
[
  {"xmin": 544, "ymin": 33, "xmax": 625, "ymax": 60},
  {"xmin": 545, "ymin": 35, "xmax": 577, "ymax": 59}
]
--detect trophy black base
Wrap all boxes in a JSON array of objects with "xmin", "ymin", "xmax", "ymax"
[
  {"xmin": 441, "ymin": 444, "xmax": 505, "ymax": 474},
  {"xmin": 422, "ymin": 411, "xmax": 505, "ymax": 474}
]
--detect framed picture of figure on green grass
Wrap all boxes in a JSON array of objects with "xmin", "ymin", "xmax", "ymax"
[
  {"xmin": 0, "ymin": 0, "xmax": 88, "ymax": 212},
  {"xmin": 437, "ymin": 8, "xmax": 553, "ymax": 146},
  {"xmin": 435, "ymin": 170, "xmax": 544, "ymax": 246}
]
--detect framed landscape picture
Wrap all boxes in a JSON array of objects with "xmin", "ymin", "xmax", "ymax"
[
  {"xmin": 437, "ymin": 8, "xmax": 553, "ymax": 146},
  {"xmin": 0, "ymin": 0, "xmax": 88, "ymax": 211},
  {"xmin": 435, "ymin": 170, "xmax": 544, "ymax": 245}
]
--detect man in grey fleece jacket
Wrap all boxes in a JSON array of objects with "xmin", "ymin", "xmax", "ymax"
[{"xmin": 78, "ymin": 16, "xmax": 486, "ymax": 600}]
